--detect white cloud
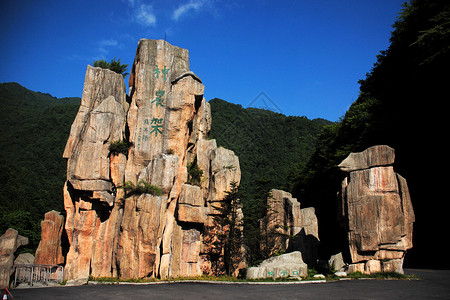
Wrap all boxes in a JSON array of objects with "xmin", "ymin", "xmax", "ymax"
[
  {"xmin": 98, "ymin": 39, "xmax": 119, "ymax": 55},
  {"xmin": 99, "ymin": 39, "xmax": 119, "ymax": 47},
  {"xmin": 125, "ymin": 0, "xmax": 136, "ymax": 8},
  {"xmin": 123, "ymin": 0, "xmax": 157, "ymax": 27},
  {"xmin": 136, "ymin": 3, "xmax": 157, "ymax": 26},
  {"xmin": 172, "ymin": 0, "xmax": 207, "ymax": 21}
]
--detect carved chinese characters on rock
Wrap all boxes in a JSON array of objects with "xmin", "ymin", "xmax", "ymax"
[
  {"xmin": 151, "ymin": 65, "xmax": 169, "ymax": 137},
  {"xmin": 136, "ymin": 65, "xmax": 170, "ymax": 150}
]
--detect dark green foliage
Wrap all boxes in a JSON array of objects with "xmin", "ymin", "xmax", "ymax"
[
  {"xmin": 108, "ymin": 140, "xmax": 130, "ymax": 156},
  {"xmin": 209, "ymin": 98, "xmax": 329, "ymax": 194},
  {"xmin": 122, "ymin": 180, "xmax": 163, "ymax": 198},
  {"xmin": 212, "ymin": 181, "xmax": 244, "ymax": 276},
  {"xmin": 292, "ymin": 0, "xmax": 450, "ymax": 268},
  {"xmin": 186, "ymin": 160, "xmax": 203, "ymax": 187},
  {"xmin": 0, "ymin": 82, "xmax": 80, "ymax": 252},
  {"xmin": 93, "ymin": 57, "xmax": 129, "ymax": 77}
]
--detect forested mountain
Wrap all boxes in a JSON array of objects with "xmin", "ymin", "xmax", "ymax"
[
  {"xmin": 0, "ymin": 82, "xmax": 80, "ymax": 252},
  {"xmin": 292, "ymin": 0, "xmax": 450, "ymax": 268},
  {"xmin": 209, "ymin": 98, "xmax": 330, "ymax": 193},
  {"xmin": 208, "ymin": 98, "xmax": 330, "ymax": 263}
]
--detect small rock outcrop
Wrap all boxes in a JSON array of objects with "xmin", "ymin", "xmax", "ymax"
[
  {"xmin": 246, "ymin": 251, "xmax": 307, "ymax": 279},
  {"xmin": 62, "ymin": 39, "xmax": 243, "ymax": 281},
  {"xmin": 14, "ymin": 253, "xmax": 35, "ymax": 265},
  {"xmin": 34, "ymin": 210, "xmax": 65, "ymax": 265},
  {"xmin": 260, "ymin": 189, "xmax": 319, "ymax": 266},
  {"xmin": 338, "ymin": 145, "xmax": 415, "ymax": 274},
  {"xmin": 328, "ymin": 252, "xmax": 345, "ymax": 272},
  {"xmin": 0, "ymin": 228, "xmax": 28, "ymax": 288}
]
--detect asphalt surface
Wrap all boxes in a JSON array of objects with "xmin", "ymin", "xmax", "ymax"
[{"xmin": 4, "ymin": 269, "xmax": 450, "ymax": 299}]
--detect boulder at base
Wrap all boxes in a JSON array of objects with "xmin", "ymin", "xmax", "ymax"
[
  {"xmin": 0, "ymin": 228, "xmax": 28, "ymax": 288},
  {"xmin": 246, "ymin": 251, "xmax": 307, "ymax": 279}
]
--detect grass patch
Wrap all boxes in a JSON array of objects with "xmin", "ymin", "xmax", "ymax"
[
  {"xmin": 122, "ymin": 180, "xmax": 163, "ymax": 198},
  {"xmin": 88, "ymin": 275, "xmax": 306, "ymax": 283},
  {"xmin": 88, "ymin": 271, "xmax": 419, "ymax": 284},
  {"xmin": 89, "ymin": 276, "xmax": 159, "ymax": 283},
  {"xmin": 346, "ymin": 271, "xmax": 419, "ymax": 280}
]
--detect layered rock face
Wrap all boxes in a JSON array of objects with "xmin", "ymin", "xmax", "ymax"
[
  {"xmin": 260, "ymin": 189, "xmax": 319, "ymax": 266},
  {"xmin": 338, "ymin": 145, "xmax": 415, "ymax": 274},
  {"xmin": 0, "ymin": 228, "xmax": 28, "ymax": 288},
  {"xmin": 62, "ymin": 39, "xmax": 241, "ymax": 281},
  {"xmin": 34, "ymin": 210, "xmax": 64, "ymax": 265}
]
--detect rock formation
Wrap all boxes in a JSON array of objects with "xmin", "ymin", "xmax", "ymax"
[
  {"xmin": 61, "ymin": 39, "xmax": 242, "ymax": 281},
  {"xmin": 14, "ymin": 253, "xmax": 35, "ymax": 265},
  {"xmin": 260, "ymin": 189, "xmax": 319, "ymax": 266},
  {"xmin": 34, "ymin": 210, "xmax": 64, "ymax": 265},
  {"xmin": 246, "ymin": 251, "xmax": 307, "ymax": 279},
  {"xmin": 338, "ymin": 145, "xmax": 415, "ymax": 274},
  {"xmin": 0, "ymin": 228, "xmax": 28, "ymax": 288}
]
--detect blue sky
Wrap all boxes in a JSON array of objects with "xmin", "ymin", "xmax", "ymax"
[{"xmin": 0, "ymin": 0, "xmax": 406, "ymax": 121}]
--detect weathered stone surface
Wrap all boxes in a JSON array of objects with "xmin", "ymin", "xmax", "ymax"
[
  {"xmin": 137, "ymin": 153, "xmax": 179, "ymax": 195},
  {"xmin": 246, "ymin": 251, "xmax": 308, "ymax": 279},
  {"xmin": 61, "ymin": 39, "xmax": 243, "ymax": 281},
  {"xmin": 110, "ymin": 153, "xmax": 127, "ymax": 187},
  {"xmin": 118, "ymin": 194, "xmax": 166, "ymax": 278},
  {"xmin": 34, "ymin": 210, "xmax": 64, "ymax": 265},
  {"xmin": 334, "ymin": 271, "xmax": 347, "ymax": 277},
  {"xmin": 260, "ymin": 189, "xmax": 319, "ymax": 266},
  {"xmin": 63, "ymin": 182, "xmax": 123, "ymax": 280},
  {"xmin": 177, "ymin": 184, "xmax": 205, "ymax": 223},
  {"xmin": 0, "ymin": 228, "xmax": 28, "ymax": 288},
  {"xmin": 14, "ymin": 253, "xmax": 35, "ymax": 265},
  {"xmin": 328, "ymin": 252, "xmax": 345, "ymax": 271},
  {"xmin": 338, "ymin": 145, "xmax": 414, "ymax": 274},
  {"xmin": 63, "ymin": 66, "xmax": 128, "ymax": 186},
  {"xmin": 338, "ymin": 145, "xmax": 395, "ymax": 172},
  {"xmin": 209, "ymin": 147, "xmax": 241, "ymax": 197}
]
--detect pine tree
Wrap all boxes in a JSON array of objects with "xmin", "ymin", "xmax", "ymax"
[{"xmin": 213, "ymin": 181, "xmax": 244, "ymax": 276}]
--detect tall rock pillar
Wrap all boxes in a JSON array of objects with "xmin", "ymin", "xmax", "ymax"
[
  {"xmin": 338, "ymin": 145, "xmax": 415, "ymax": 274},
  {"xmin": 61, "ymin": 39, "xmax": 243, "ymax": 281}
]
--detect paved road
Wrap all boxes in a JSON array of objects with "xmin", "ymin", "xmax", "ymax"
[{"xmin": 5, "ymin": 269, "xmax": 450, "ymax": 299}]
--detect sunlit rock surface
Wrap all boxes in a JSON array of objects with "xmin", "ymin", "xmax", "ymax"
[{"xmin": 61, "ymin": 39, "xmax": 242, "ymax": 281}]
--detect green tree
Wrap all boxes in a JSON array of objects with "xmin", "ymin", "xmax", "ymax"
[
  {"xmin": 93, "ymin": 57, "xmax": 129, "ymax": 77},
  {"xmin": 186, "ymin": 160, "xmax": 203, "ymax": 187},
  {"xmin": 213, "ymin": 181, "xmax": 244, "ymax": 276}
]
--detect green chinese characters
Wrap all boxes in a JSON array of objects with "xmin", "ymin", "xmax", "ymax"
[
  {"xmin": 153, "ymin": 65, "xmax": 170, "ymax": 81},
  {"xmin": 150, "ymin": 117, "xmax": 163, "ymax": 137},
  {"xmin": 152, "ymin": 89, "xmax": 165, "ymax": 107}
]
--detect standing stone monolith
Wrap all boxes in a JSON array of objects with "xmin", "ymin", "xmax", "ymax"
[
  {"xmin": 259, "ymin": 189, "xmax": 319, "ymax": 267},
  {"xmin": 338, "ymin": 145, "xmax": 414, "ymax": 274},
  {"xmin": 34, "ymin": 210, "xmax": 64, "ymax": 265},
  {"xmin": 61, "ymin": 39, "xmax": 243, "ymax": 282}
]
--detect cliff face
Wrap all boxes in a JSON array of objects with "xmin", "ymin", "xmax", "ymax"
[{"xmin": 62, "ymin": 39, "xmax": 241, "ymax": 281}]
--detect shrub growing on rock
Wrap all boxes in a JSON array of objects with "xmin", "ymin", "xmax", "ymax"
[
  {"xmin": 122, "ymin": 180, "xmax": 163, "ymax": 198},
  {"xmin": 109, "ymin": 140, "xmax": 130, "ymax": 155},
  {"xmin": 93, "ymin": 58, "xmax": 129, "ymax": 77}
]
